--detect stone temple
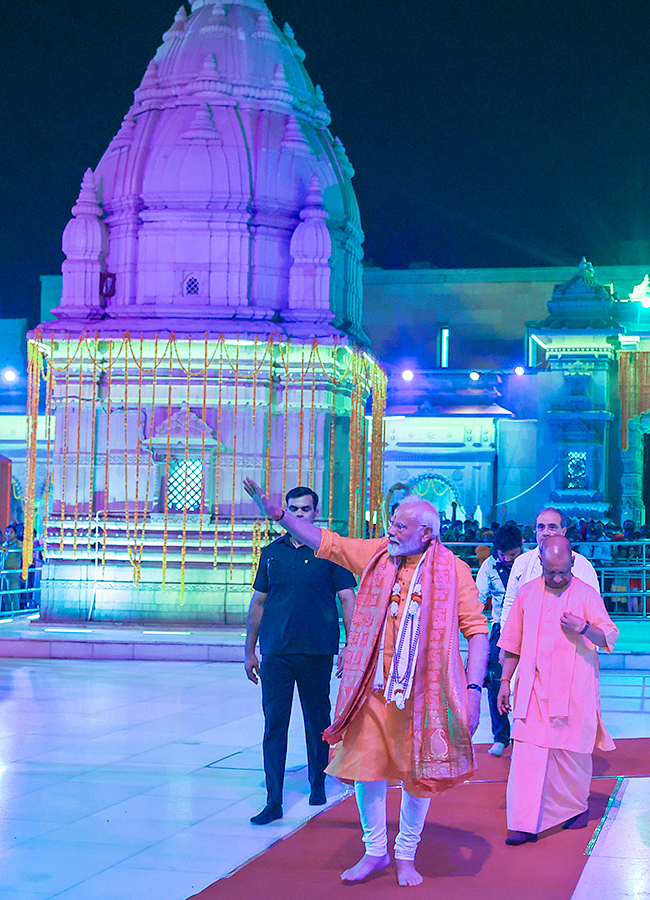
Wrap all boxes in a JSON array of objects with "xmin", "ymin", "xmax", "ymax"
[{"xmin": 25, "ymin": 0, "xmax": 385, "ymax": 624}]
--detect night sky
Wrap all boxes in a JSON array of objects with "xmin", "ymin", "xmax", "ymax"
[{"xmin": 4, "ymin": 0, "xmax": 650, "ymax": 325}]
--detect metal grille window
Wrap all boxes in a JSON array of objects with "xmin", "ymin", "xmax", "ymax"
[
  {"xmin": 184, "ymin": 276, "xmax": 200, "ymax": 295},
  {"xmin": 167, "ymin": 459, "xmax": 203, "ymax": 510},
  {"xmin": 566, "ymin": 451, "xmax": 587, "ymax": 489}
]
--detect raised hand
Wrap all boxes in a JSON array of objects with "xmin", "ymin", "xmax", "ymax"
[{"xmin": 243, "ymin": 477, "xmax": 282, "ymax": 520}]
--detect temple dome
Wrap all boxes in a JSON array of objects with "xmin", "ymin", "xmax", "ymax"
[{"xmin": 53, "ymin": 0, "xmax": 365, "ymax": 341}]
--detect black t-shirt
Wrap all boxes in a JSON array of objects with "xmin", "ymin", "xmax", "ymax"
[{"xmin": 253, "ymin": 534, "xmax": 356, "ymax": 656}]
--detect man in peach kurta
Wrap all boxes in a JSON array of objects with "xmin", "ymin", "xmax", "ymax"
[
  {"xmin": 244, "ymin": 478, "xmax": 489, "ymax": 887},
  {"xmin": 498, "ymin": 535, "xmax": 618, "ymax": 845}
]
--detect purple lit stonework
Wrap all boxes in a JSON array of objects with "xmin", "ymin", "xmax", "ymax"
[{"xmin": 29, "ymin": 0, "xmax": 385, "ymax": 625}]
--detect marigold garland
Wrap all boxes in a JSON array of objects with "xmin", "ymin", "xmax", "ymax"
[
  {"xmin": 199, "ymin": 334, "xmax": 209, "ymax": 548},
  {"xmin": 72, "ymin": 340, "xmax": 84, "ymax": 554},
  {"xmin": 213, "ymin": 337, "xmax": 224, "ymax": 569},
  {"xmin": 60, "ymin": 339, "xmax": 71, "ymax": 553},
  {"xmin": 86, "ymin": 339, "xmax": 98, "ymax": 550},
  {"xmin": 42, "ymin": 340, "xmax": 55, "ymax": 553},
  {"xmin": 251, "ymin": 518, "xmax": 262, "ymax": 584},
  {"xmin": 229, "ymin": 339, "xmax": 240, "ymax": 578},
  {"xmin": 162, "ymin": 339, "xmax": 174, "ymax": 589},
  {"xmin": 180, "ymin": 337, "xmax": 193, "ymax": 602},
  {"xmin": 23, "ymin": 331, "xmax": 386, "ymax": 603},
  {"xmin": 101, "ymin": 340, "xmax": 114, "ymax": 571},
  {"xmin": 123, "ymin": 335, "xmax": 131, "ymax": 548}
]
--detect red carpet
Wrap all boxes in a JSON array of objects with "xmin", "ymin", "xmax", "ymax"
[{"xmin": 188, "ymin": 738, "xmax": 650, "ymax": 900}]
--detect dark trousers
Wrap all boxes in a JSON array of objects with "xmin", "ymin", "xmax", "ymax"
[
  {"xmin": 260, "ymin": 653, "xmax": 333, "ymax": 807},
  {"xmin": 486, "ymin": 623, "xmax": 511, "ymax": 745}
]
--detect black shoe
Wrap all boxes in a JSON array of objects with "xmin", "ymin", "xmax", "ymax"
[
  {"xmin": 309, "ymin": 785, "xmax": 327, "ymax": 806},
  {"xmin": 250, "ymin": 803, "xmax": 283, "ymax": 825},
  {"xmin": 505, "ymin": 831, "xmax": 538, "ymax": 845},
  {"xmin": 563, "ymin": 810, "xmax": 589, "ymax": 829}
]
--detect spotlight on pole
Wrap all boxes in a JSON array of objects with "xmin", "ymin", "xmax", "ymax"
[
  {"xmin": 514, "ymin": 366, "xmax": 525, "ymax": 376},
  {"xmin": 469, "ymin": 371, "xmax": 480, "ymax": 381},
  {"xmin": 1, "ymin": 368, "xmax": 18, "ymax": 384},
  {"xmin": 401, "ymin": 369, "xmax": 414, "ymax": 382}
]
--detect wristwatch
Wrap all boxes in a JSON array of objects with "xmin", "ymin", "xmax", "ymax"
[{"xmin": 467, "ymin": 683, "xmax": 482, "ymax": 692}]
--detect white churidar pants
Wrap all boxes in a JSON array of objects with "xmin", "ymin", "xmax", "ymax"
[
  {"xmin": 354, "ymin": 780, "xmax": 431, "ymax": 860},
  {"xmin": 507, "ymin": 740, "xmax": 591, "ymax": 834}
]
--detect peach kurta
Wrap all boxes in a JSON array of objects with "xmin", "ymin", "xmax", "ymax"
[
  {"xmin": 499, "ymin": 575, "xmax": 618, "ymax": 832},
  {"xmin": 317, "ymin": 531, "xmax": 488, "ymax": 795}
]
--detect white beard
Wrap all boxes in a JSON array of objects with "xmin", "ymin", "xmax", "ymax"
[{"xmin": 387, "ymin": 535, "xmax": 433, "ymax": 557}]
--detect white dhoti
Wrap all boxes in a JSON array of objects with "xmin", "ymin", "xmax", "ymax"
[
  {"xmin": 507, "ymin": 740, "xmax": 591, "ymax": 833},
  {"xmin": 355, "ymin": 780, "xmax": 431, "ymax": 860}
]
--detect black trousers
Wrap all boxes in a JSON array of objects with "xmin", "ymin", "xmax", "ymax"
[
  {"xmin": 259, "ymin": 653, "xmax": 333, "ymax": 807},
  {"xmin": 486, "ymin": 623, "xmax": 511, "ymax": 745}
]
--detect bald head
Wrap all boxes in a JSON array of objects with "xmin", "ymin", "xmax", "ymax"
[{"xmin": 540, "ymin": 535, "xmax": 574, "ymax": 592}]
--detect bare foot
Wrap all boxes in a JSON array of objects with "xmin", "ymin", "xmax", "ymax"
[
  {"xmin": 396, "ymin": 858, "xmax": 424, "ymax": 887},
  {"xmin": 341, "ymin": 852, "xmax": 390, "ymax": 882}
]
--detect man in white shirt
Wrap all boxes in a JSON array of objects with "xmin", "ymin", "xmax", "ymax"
[
  {"xmin": 500, "ymin": 508, "xmax": 601, "ymax": 630},
  {"xmin": 476, "ymin": 524, "xmax": 523, "ymax": 757}
]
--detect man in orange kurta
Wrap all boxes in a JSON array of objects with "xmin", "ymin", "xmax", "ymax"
[
  {"xmin": 244, "ymin": 478, "xmax": 489, "ymax": 887},
  {"xmin": 498, "ymin": 535, "xmax": 618, "ymax": 845}
]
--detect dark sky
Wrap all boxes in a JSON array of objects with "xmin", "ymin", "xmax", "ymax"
[{"xmin": 4, "ymin": 0, "xmax": 650, "ymax": 325}]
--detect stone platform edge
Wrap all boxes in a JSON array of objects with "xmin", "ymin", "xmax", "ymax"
[
  {"xmin": 0, "ymin": 637, "xmax": 244, "ymax": 662},
  {"xmin": 0, "ymin": 625, "xmax": 646, "ymax": 666}
]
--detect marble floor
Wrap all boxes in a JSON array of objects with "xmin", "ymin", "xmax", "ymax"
[{"xmin": 0, "ymin": 659, "xmax": 647, "ymax": 900}]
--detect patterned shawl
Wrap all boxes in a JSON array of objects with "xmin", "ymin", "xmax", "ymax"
[{"xmin": 323, "ymin": 538, "xmax": 475, "ymax": 789}]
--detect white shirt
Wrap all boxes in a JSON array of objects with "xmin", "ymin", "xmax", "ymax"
[
  {"xmin": 475, "ymin": 554, "xmax": 508, "ymax": 624},
  {"xmin": 499, "ymin": 547, "xmax": 601, "ymax": 629}
]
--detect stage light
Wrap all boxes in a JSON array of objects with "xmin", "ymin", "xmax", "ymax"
[
  {"xmin": 1, "ymin": 368, "xmax": 18, "ymax": 384},
  {"xmin": 469, "ymin": 371, "xmax": 480, "ymax": 381},
  {"xmin": 401, "ymin": 369, "xmax": 414, "ymax": 381},
  {"xmin": 514, "ymin": 366, "xmax": 525, "ymax": 376}
]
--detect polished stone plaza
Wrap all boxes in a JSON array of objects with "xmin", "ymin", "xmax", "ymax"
[{"xmin": 0, "ymin": 658, "xmax": 647, "ymax": 899}]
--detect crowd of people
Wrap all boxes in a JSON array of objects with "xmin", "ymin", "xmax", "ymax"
[
  {"xmin": 441, "ymin": 514, "xmax": 650, "ymax": 614},
  {"xmin": 441, "ymin": 514, "xmax": 650, "ymax": 548}
]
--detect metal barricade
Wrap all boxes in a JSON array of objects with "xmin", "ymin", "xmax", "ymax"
[
  {"xmin": 443, "ymin": 538, "xmax": 650, "ymax": 618},
  {"xmin": 0, "ymin": 564, "xmax": 41, "ymax": 619}
]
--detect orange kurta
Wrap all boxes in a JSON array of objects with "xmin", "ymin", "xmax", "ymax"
[
  {"xmin": 499, "ymin": 576, "xmax": 618, "ymax": 753},
  {"xmin": 499, "ymin": 576, "xmax": 618, "ymax": 832},
  {"xmin": 317, "ymin": 531, "xmax": 488, "ymax": 795}
]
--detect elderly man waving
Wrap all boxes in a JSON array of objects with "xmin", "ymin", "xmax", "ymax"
[{"xmin": 244, "ymin": 478, "xmax": 489, "ymax": 888}]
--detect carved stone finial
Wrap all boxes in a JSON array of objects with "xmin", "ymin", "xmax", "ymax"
[
  {"xmin": 282, "ymin": 114, "xmax": 311, "ymax": 153},
  {"xmin": 202, "ymin": 53, "xmax": 219, "ymax": 74},
  {"xmin": 577, "ymin": 256, "xmax": 596, "ymax": 283},
  {"xmin": 301, "ymin": 174, "xmax": 328, "ymax": 219},
  {"xmin": 272, "ymin": 63, "xmax": 289, "ymax": 90},
  {"xmin": 283, "ymin": 21, "xmax": 306, "ymax": 61},
  {"xmin": 71, "ymin": 169, "xmax": 103, "ymax": 219},
  {"xmin": 254, "ymin": 9, "xmax": 279, "ymax": 41},
  {"xmin": 109, "ymin": 112, "xmax": 137, "ymax": 151},
  {"xmin": 138, "ymin": 60, "xmax": 158, "ymax": 90},
  {"xmin": 59, "ymin": 169, "xmax": 108, "ymax": 318},
  {"xmin": 163, "ymin": 5, "xmax": 188, "ymax": 41},
  {"xmin": 333, "ymin": 136, "xmax": 355, "ymax": 178},
  {"xmin": 183, "ymin": 104, "xmax": 223, "ymax": 142},
  {"xmin": 289, "ymin": 174, "xmax": 332, "ymax": 311}
]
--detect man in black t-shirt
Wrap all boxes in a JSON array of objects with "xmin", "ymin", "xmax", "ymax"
[{"xmin": 245, "ymin": 486, "xmax": 356, "ymax": 826}]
